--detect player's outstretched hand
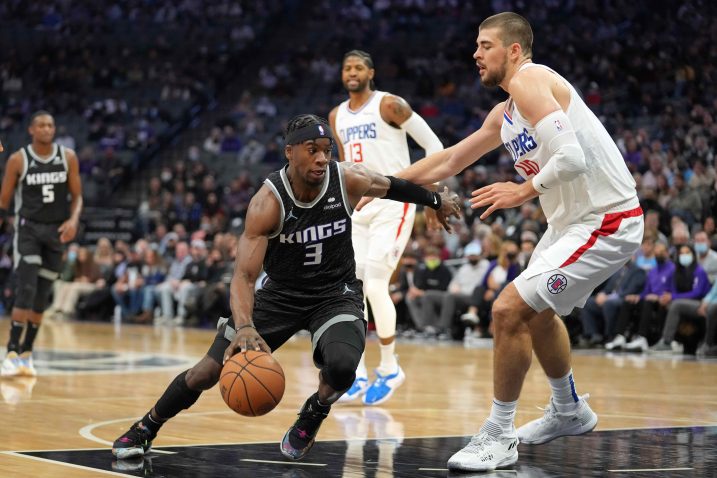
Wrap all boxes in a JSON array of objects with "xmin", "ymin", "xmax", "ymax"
[
  {"xmin": 223, "ymin": 326, "xmax": 270, "ymax": 364},
  {"xmin": 436, "ymin": 186, "xmax": 461, "ymax": 233},
  {"xmin": 58, "ymin": 218, "xmax": 79, "ymax": 243},
  {"xmin": 470, "ymin": 181, "xmax": 532, "ymax": 220},
  {"xmin": 424, "ymin": 208, "xmax": 441, "ymax": 231}
]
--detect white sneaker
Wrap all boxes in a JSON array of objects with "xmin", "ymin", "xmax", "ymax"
[
  {"xmin": 670, "ymin": 341, "xmax": 684, "ymax": 354},
  {"xmin": 362, "ymin": 363, "xmax": 405, "ymax": 406},
  {"xmin": 337, "ymin": 375, "xmax": 369, "ymax": 403},
  {"xmin": 604, "ymin": 334, "xmax": 626, "ymax": 351},
  {"xmin": 625, "ymin": 335, "xmax": 648, "ymax": 352},
  {"xmin": 447, "ymin": 430, "xmax": 519, "ymax": 471},
  {"xmin": 18, "ymin": 352, "xmax": 37, "ymax": 377},
  {"xmin": 1, "ymin": 352, "xmax": 21, "ymax": 377},
  {"xmin": 517, "ymin": 394, "xmax": 598, "ymax": 445}
]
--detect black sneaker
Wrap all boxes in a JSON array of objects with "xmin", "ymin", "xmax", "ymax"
[
  {"xmin": 112, "ymin": 421, "xmax": 155, "ymax": 459},
  {"xmin": 280, "ymin": 394, "xmax": 330, "ymax": 460}
]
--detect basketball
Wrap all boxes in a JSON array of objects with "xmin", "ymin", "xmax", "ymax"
[{"xmin": 219, "ymin": 350, "xmax": 285, "ymax": 417}]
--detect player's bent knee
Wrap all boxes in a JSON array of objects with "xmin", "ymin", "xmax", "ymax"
[
  {"xmin": 492, "ymin": 294, "xmax": 525, "ymax": 333},
  {"xmin": 322, "ymin": 351, "xmax": 360, "ymax": 391},
  {"xmin": 186, "ymin": 357, "xmax": 221, "ymax": 390},
  {"xmin": 32, "ymin": 276, "xmax": 55, "ymax": 313},
  {"xmin": 14, "ymin": 262, "xmax": 41, "ymax": 309}
]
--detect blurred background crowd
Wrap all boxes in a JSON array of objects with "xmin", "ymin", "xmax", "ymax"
[{"xmin": 0, "ymin": 0, "xmax": 715, "ymax": 356}]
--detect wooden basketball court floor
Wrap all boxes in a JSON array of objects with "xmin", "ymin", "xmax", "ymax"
[{"xmin": 0, "ymin": 318, "xmax": 715, "ymax": 477}]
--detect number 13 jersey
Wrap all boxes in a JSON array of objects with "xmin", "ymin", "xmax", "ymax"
[{"xmin": 335, "ymin": 90, "xmax": 411, "ymax": 176}]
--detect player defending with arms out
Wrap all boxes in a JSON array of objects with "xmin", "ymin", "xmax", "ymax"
[
  {"xmin": 112, "ymin": 114, "xmax": 460, "ymax": 461},
  {"xmin": 374, "ymin": 13, "xmax": 644, "ymax": 471},
  {"xmin": 329, "ymin": 50, "xmax": 443, "ymax": 406},
  {"xmin": 1, "ymin": 111, "xmax": 83, "ymax": 377}
]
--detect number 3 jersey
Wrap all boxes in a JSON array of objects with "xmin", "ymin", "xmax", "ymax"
[
  {"xmin": 16, "ymin": 143, "xmax": 70, "ymax": 223},
  {"xmin": 262, "ymin": 160, "xmax": 359, "ymax": 295}
]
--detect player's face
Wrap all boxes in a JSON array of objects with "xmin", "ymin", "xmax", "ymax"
[
  {"xmin": 29, "ymin": 115, "xmax": 56, "ymax": 145},
  {"xmin": 342, "ymin": 57, "xmax": 374, "ymax": 93},
  {"xmin": 286, "ymin": 138, "xmax": 332, "ymax": 187},
  {"xmin": 473, "ymin": 28, "xmax": 509, "ymax": 88}
]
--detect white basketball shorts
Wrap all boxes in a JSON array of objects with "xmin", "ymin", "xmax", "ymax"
[
  {"xmin": 513, "ymin": 202, "xmax": 644, "ymax": 316},
  {"xmin": 351, "ymin": 198, "xmax": 416, "ymax": 271}
]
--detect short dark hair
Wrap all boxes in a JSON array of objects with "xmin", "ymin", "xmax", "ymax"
[
  {"xmin": 284, "ymin": 114, "xmax": 331, "ymax": 140},
  {"xmin": 342, "ymin": 49, "xmax": 376, "ymax": 90},
  {"xmin": 479, "ymin": 12, "xmax": 533, "ymax": 58},
  {"xmin": 29, "ymin": 110, "xmax": 54, "ymax": 126}
]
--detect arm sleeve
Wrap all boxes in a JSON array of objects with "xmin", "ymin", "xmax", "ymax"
[
  {"xmin": 400, "ymin": 113, "xmax": 443, "ymax": 155},
  {"xmin": 530, "ymin": 110, "xmax": 587, "ymax": 194},
  {"xmin": 383, "ymin": 176, "xmax": 442, "ymax": 210}
]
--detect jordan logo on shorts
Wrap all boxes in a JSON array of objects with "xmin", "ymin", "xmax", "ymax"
[
  {"xmin": 342, "ymin": 283, "xmax": 354, "ymax": 295},
  {"xmin": 547, "ymin": 273, "xmax": 568, "ymax": 294}
]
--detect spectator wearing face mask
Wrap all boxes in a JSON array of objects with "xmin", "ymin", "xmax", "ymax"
[
  {"xmin": 404, "ymin": 247, "xmax": 453, "ymax": 337},
  {"xmin": 606, "ymin": 243, "xmax": 674, "ymax": 351},
  {"xmin": 649, "ymin": 245, "xmax": 712, "ymax": 354},
  {"xmin": 694, "ymin": 231, "xmax": 717, "ymax": 283},
  {"xmin": 462, "ymin": 241, "xmax": 521, "ymax": 339}
]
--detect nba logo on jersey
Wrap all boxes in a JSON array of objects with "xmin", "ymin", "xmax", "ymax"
[
  {"xmin": 547, "ymin": 273, "xmax": 568, "ymax": 294},
  {"xmin": 554, "ymin": 119, "xmax": 563, "ymax": 131}
]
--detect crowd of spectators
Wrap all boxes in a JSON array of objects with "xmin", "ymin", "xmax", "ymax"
[{"xmin": 0, "ymin": 1, "xmax": 715, "ymax": 357}]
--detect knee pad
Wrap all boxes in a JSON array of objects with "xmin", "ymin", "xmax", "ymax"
[
  {"xmin": 32, "ymin": 274, "xmax": 56, "ymax": 313},
  {"xmin": 14, "ymin": 261, "xmax": 40, "ymax": 310},
  {"xmin": 319, "ymin": 322, "xmax": 365, "ymax": 391}
]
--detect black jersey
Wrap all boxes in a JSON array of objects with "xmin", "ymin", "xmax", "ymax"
[
  {"xmin": 263, "ymin": 160, "xmax": 357, "ymax": 294},
  {"xmin": 16, "ymin": 144, "xmax": 70, "ymax": 223}
]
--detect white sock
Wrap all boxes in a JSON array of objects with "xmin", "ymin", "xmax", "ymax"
[
  {"xmin": 377, "ymin": 342, "xmax": 397, "ymax": 374},
  {"xmin": 549, "ymin": 369, "xmax": 580, "ymax": 412},
  {"xmin": 355, "ymin": 352, "xmax": 367, "ymax": 378},
  {"xmin": 481, "ymin": 398, "xmax": 517, "ymax": 437}
]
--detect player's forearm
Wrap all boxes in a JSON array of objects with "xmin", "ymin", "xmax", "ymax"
[
  {"xmin": 69, "ymin": 195, "xmax": 83, "ymax": 222},
  {"xmin": 395, "ymin": 149, "xmax": 454, "ymax": 186},
  {"xmin": 229, "ymin": 276, "xmax": 256, "ymax": 328}
]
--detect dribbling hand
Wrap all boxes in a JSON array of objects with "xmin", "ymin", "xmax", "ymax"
[{"xmin": 223, "ymin": 325, "xmax": 270, "ymax": 364}]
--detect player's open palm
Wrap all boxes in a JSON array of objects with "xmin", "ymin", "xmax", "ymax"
[
  {"xmin": 224, "ymin": 327, "xmax": 270, "ymax": 364},
  {"xmin": 470, "ymin": 182, "xmax": 529, "ymax": 220},
  {"xmin": 436, "ymin": 186, "xmax": 462, "ymax": 232}
]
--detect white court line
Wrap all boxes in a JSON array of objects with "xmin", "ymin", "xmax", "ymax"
[
  {"xmin": 241, "ymin": 458, "xmax": 326, "ymax": 467},
  {"xmin": 608, "ymin": 468, "xmax": 693, "ymax": 473},
  {"xmin": 1, "ymin": 451, "xmax": 128, "ymax": 477}
]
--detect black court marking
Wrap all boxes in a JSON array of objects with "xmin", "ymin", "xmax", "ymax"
[{"xmin": 17, "ymin": 426, "xmax": 717, "ymax": 477}]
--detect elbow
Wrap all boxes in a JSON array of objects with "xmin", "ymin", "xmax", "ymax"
[{"xmin": 555, "ymin": 144, "xmax": 587, "ymax": 182}]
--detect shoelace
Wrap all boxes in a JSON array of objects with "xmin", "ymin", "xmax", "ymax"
[
  {"xmin": 535, "ymin": 393, "xmax": 591, "ymax": 419},
  {"xmin": 123, "ymin": 424, "xmax": 153, "ymax": 445},
  {"xmin": 461, "ymin": 432, "xmax": 498, "ymax": 453}
]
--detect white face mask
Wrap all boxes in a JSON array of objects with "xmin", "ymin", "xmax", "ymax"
[{"xmin": 679, "ymin": 254, "xmax": 693, "ymax": 267}]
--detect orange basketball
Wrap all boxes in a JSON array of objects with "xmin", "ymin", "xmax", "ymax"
[{"xmin": 219, "ymin": 350, "xmax": 285, "ymax": 417}]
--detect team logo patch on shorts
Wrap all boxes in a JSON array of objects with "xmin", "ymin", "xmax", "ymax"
[{"xmin": 547, "ymin": 273, "xmax": 568, "ymax": 294}]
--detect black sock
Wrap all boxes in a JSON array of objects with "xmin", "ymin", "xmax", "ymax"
[
  {"xmin": 310, "ymin": 393, "xmax": 331, "ymax": 413},
  {"xmin": 21, "ymin": 322, "xmax": 40, "ymax": 353},
  {"xmin": 7, "ymin": 321, "xmax": 24, "ymax": 353},
  {"xmin": 153, "ymin": 370, "xmax": 202, "ymax": 421},
  {"xmin": 141, "ymin": 412, "xmax": 164, "ymax": 436}
]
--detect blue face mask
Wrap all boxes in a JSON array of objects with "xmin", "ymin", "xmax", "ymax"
[
  {"xmin": 694, "ymin": 243, "xmax": 709, "ymax": 255},
  {"xmin": 68, "ymin": 251, "xmax": 78, "ymax": 262},
  {"xmin": 636, "ymin": 255, "xmax": 657, "ymax": 270},
  {"xmin": 679, "ymin": 254, "xmax": 693, "ymax": 267}
]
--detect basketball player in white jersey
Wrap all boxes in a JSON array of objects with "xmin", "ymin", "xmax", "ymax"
[
  {"xmin": 361, "ymin": 13, "xmax": 644, "ymax": 470},
  {"xmin": 329, "ymin": 50, "xmax": 443, "ymax": 406}
]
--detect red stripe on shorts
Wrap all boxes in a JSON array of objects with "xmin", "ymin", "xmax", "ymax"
[
  {"xmin": 394, "ymin": 203, "xmax": 410, "ymax": 240},
  {"xmin": 559, "ymin": 206, "xmax": 643, "ymax": 268}
]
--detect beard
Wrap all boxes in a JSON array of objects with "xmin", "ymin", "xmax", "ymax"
[
  {"xmin": 480, "ymin": 56, "xmax": 508, "ymax": 88},
  {"xmin": 344, "ymin": 77, "xmax": 370, "ymax": 92}
]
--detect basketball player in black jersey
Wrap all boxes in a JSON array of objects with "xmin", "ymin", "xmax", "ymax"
[
  {"xmin": 112, "ymin": 114, "xmax": 461, "ymax": 462},
  {"xmin": 0, "ymin": 111, "xmax": 83, "ymax": 377}
]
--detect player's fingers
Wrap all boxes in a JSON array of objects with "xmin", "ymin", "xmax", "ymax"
[
  {"xmin": 479, "ymin": 204, "xmax": 498, "ymax": 220},
  {"xmin": 473, "ymin": 185, "xmax": 492, "ymax": 196}
]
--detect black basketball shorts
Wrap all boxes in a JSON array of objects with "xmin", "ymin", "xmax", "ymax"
[{"xmin": 208, "ymin": 284, "xmax": 365, "ymax": 367}]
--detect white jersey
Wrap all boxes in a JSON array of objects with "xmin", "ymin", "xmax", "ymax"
[
  {"xmin": 501, "ymin": 63, "xmax": 638, "ymax": 230},
  {"xmin": 335, "ymin": 90, "xmax": 411, "ymax": 176}
]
